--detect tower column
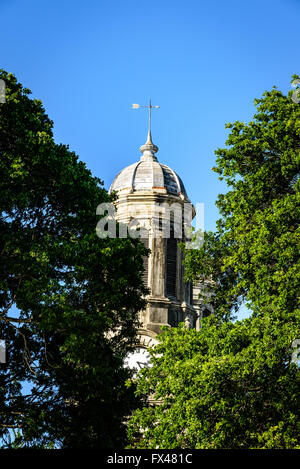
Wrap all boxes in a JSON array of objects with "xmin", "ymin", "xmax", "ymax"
[{"xmin": 109, "ymin": 122, "xmax": 198, "ymax": 337}]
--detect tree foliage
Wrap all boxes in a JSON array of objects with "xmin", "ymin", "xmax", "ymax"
[
  {"xmin": 0, "ymin": 70, "xmax": 148, "ymax": 448},
  {"xmin": 127, "ymin": 80, "xmax": 300, "ymax": 449},
  {"xmin": 128, "ymin": 319, "xmax": 300, "ymax": 449},
  {"xmin": 185, "ymin": 81, "xmax": 300, "ymax": 321}
]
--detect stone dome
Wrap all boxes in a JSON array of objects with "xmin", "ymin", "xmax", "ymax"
[{"xmin": 109, "ymin": 131, "xmax": 189, "ymax": 200}]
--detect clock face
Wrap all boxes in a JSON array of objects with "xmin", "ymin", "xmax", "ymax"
[{"xmin": 124, "ymin": 347, "xmax": 151, "ymax": 374}]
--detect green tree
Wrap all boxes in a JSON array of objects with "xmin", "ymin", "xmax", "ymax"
[
  {"xmin": 127, "ymin": 319, "xmax": 300, "ymax": 449},
  {"xmin": 0, "ymin": 70, "xmax": 148, "ymax": 448},
  {"xmin": 185, "ymin": 79, "xmax": 300, "ymax": 322},
  {"xmin": 127, "ymin": 79, "xmax": 300, "ymax": 449}
]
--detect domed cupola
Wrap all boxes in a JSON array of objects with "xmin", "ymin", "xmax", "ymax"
[
  {"xmin": 109, "ymin": 129, "xmax": 189, "ymax": 200},
  {"xmin": 108, "ymin": 117, "xmax": 197, "ymax": 337}
]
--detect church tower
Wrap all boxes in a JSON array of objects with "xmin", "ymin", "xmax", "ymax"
[{"xmin": 109, "ymin": 118, "xmax": 199, "ymax": 349}]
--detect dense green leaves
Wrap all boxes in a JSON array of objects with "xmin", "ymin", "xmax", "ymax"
[
  {"xmin": 184, "ymin": 83, "xmax": 300, "ymax": 321},
  {"xmin": 128, "ymin": 320, "xmax": 299, "ymax": 449},
  {"xmin": 0, "ymin": 70, "xmax": 148, "ymax": 448}
]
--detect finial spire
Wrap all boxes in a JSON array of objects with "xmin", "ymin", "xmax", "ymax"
[
  {"xmin": 148, "ymin": 98, "xmax": 153, "ymax": 140},
  {"xmin": 131, "ymin": 100, "xmax": 160, "ymax": 158}
]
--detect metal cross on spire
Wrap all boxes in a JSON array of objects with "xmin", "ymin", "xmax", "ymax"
[{"xmin": 131, "ymin": 99, "xmax": 160, "ymax": 140}]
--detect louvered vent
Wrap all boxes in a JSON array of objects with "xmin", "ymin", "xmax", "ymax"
[
  {"xmin": 166, "ymin": 230, "xmax": 177, "ymax": 298},
  {"xmin": 140, "ymin": 237, "xmax": 149, "ymax": 287}
]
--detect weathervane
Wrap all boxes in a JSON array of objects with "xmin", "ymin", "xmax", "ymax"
[{"xmin": 131, "ymin": 99, "xmax": 160, "ymax": 137}]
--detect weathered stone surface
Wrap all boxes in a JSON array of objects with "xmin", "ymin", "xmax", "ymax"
[{"xmin": 109, "ymin": 133, "xmax": 210, "ymax": 339}]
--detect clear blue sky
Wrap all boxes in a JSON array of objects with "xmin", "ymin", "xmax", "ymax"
[{"xmin": 1, "ymin": 0, "xmax": 299, "ymax": 319}]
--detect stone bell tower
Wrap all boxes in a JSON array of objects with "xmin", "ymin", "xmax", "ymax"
[{"xmin": 109, "ymin": 122, "xmax": 198, "ymax": 345}]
